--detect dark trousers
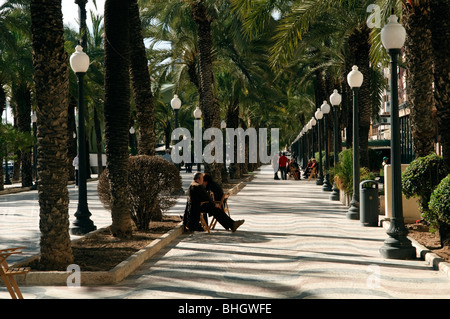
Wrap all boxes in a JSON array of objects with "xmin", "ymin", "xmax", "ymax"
[
  {"xmin": 280, "ymin": 166, "xmax": 287, "ymax": 180},
  {"xmin": 189, "ymin": 202, "xmax": 234, "ymax": 230}
]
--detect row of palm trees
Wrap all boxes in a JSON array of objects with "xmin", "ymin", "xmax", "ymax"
[{"xmin": 0, "ymin": 0, "xmax": 448, "ymax": 269}]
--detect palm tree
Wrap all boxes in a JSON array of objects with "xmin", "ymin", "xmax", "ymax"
[
  {"xmin": 129, "ymin": 0, "xmax": 155, "ymax": 156},
  {"xmin": 7, "ymin": 4, "xmax": 34, "ymax": 187},
  {"xmin": 103, "ymin": 0, "xmax": 133, "ymax": 238},
  {"xmin": 30, "ymin": 0, "xmax": 73, "ymax": 269},
  {"xmin": 430, "ymin": 0, "xmax": 450, "ymax": 172},
  {"xmin": 401, "ymin": 0, "xmax": 435, "ymax": 158},
  {"xmin": 233, "ymin": 0, "xmax": 379, "ymax": 168}
]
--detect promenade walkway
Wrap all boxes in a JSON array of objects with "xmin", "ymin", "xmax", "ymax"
[{"xmin": 1, "ymin": 165, "xmax": 450, "ymax": 300}]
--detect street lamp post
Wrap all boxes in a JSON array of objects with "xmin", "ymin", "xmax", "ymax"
[
  {"xmin": 346, "ymin": 65, "xmax": 363, "ymax": 220},
  {"xmin": 315, "ymin": 108, "xmax": 324, "ymax": 185},
  {"xmin": 321, "ymin": 101, "xmax": 332, "ymax": 191},
  {"xmin": 194, "ymin": 106, "xmax": 202, "ymax": 172},
  {"xmin": 31, "ymin": 112, "xmax": 38, "ymax": 190},
  {"xmin": 171, "ymin": 94, "xmax": 182, "ymax": 170},
  {"xmin": 310, "ymin": 118, "xmax": 316, "ymax": 161},
  {"xmin": 129, "ymin": 126, "xmax": 136, "ymax": 155},
  {"xmin": 221, "ymin": 120, "xmax": 227, "ymax": 168},
  {"xmin": 379, "ymin": 15, "xmax": 416, "ymax": 259},
  {"xmin": 171, "ymin": 94, "xmax": 182, "ymax": 129},
  {"xmin": 329, "ymin": 89, "xmax": 342, "ymax": 201},
  {"xmin": 70, "ymin": 45, "xmax": 96, "ymax": 235}
]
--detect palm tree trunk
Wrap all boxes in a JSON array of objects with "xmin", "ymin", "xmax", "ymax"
[
  {"xmin": 14, "ymin": 84, "xmax": 33, "ymax": 187},
  {"xmin": 129, "ymin": 0, "xmax": 155, "ymax": 156},
  {"xmin": 93, "ymin": 107, "xmax": 103, "ymax": 175},
  {"xmin": 403, "ymin": 1, "xmax": 436, "ymax": 158},
  {"xmin": 67, "ymin": 97, "xmax": 77, "ymax": 181},
  {"xmin": 0, "ymin": 84, "xmax": 5, "ymax": 191},
  {"xmin": 104, "ymin": 0, "xmax": 133, "ymax": 238},
  {"xmin": 227, "ymin": 99, "xmax": 241, "ymax": 179},
  {"xmin": 30, "ymin": 0, "xmax": 73, "ymax": 270},
  {"xmin": 430, "ymin": 0, "xmax": 450, "ymax": 172},
  {"xmin": 347, "ymin": 24, "xmax": 371, "ymax": 168},
  {"xmin": 192, "ymin": 0, "xmax": 222, "ymax": 184}
]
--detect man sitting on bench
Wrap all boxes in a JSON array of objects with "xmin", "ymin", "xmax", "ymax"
[{"xmin": 183, "ymin": 173, "xmax": 244, "ymax": 232}]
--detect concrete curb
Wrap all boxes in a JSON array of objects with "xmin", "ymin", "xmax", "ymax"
[
  {"xmin": 14, "ymin": 224, "xmax": 184, "ymax": 286},
  {"xmin": 382, "ymin": 220, "xmax": 450, "ymax": 279}
]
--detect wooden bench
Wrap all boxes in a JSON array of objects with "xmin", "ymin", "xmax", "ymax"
[
  {"xmin": 307, "ymin": 167, "xmax": 317, "ymax": 181},
  {"xmin": 0, "ymin": 247, "xmax": 30, "ymax": 299},
  {"xmin": 199, "ymin": 194, "xmax": 231, "ymax": 233}
]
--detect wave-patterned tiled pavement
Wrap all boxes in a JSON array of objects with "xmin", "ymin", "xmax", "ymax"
[{"xmin": 1, "ymin": 165, "xmax": 450, "ymax": 299}]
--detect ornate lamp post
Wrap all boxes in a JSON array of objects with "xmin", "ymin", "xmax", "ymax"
[
  {"xmin": 379, "ymin": 15, "xmax": 416, "ymax": 259},
  {"xmin": 346, "ymin": 65, "xmax": 363, "ymax": 220},
  {"xmin": 310, "ymin": 117, "xmax": 317, "ymax": 161},
  {"xmin": 315, "ymin": 108, "xmax": 324, "ymax": 185},
  {"xmin": 129, "ymin": 126, "xmax": 136, "ymax": 155},
  {"xmin": 171, "ymin": 94, "xmax": 182, "ymax": 129},
  {"xmin": 221, "ymin": 120, "xmax": 227, "ymax": 167},
  {"xmin": 194, "ymin": 106, "xmax": 202, "ymax": 172},
  {"xmin": 31, "ymin": 111, "xmax": 38, "ymax": 190},
  {"xmin": 321, "ymin": 101, "xmax": 332, "ymax": 191},
  {"xmin": 70, "ymin": 45, "xmax": 96, "ymax": 235},
  {"xmin": 329, "ymin": 89, "xmax": 342, "ymax": 201},
  {"xmin": 171, "ymin": 94, "xmax": 182, "ymax": 170}
]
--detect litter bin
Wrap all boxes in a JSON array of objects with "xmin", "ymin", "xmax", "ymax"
[{"xmin": 360, "ymin": 180, "xmax": 379, "ymax": 227}]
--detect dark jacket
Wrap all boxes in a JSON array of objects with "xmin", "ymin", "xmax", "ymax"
[
  {"xmin": 205, "ymin": 180, "xmax": 224, "ymax": 202},
  {"xmin": 183, "ymin": 181, "xmax": 214, "ymax": 228}
]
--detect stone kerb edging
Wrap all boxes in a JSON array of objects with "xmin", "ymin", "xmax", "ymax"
[
  {"xmin": 382, "ymin": 221, "xmax": 450, "ymax": 279},
  {"xmin": 11, "ymin": 173, "xmax": 255, "ymax": 286},
  {"xmin": 14, "ymin": 224, "xmax": 184, "ymax": 286}
]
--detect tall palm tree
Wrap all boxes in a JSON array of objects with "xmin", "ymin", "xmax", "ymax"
[
  {"xmin": 190, "ymin": 0, "xmax": 223, "ymax": 183},
  {"xmin": 103, "ymin": 0, "xmax": 133, "ymax": 238},
  {"xmin": 30, "ymin": 0, "xmax": 73, "ymax": 269},
  {"xmin": 129, "ymin": 0, "xmax": 155, "ymax": 156},
  {"xmin": 7, "ymin": 5, "xmax": 34, "ymax": 187},
  {"xmin": 430, "ymin": 0, "xmax": 450, "ymax": 172},
  {"xmin": 233, "ymin": 0, "xmax": 378, "ymax": 168},
  {"xmin": 402, "ymin": 0, "xmax": 435, "ymax": 158}
]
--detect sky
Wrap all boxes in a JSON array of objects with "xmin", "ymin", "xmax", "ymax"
[{"xmin": 62, "ymin": 0, "xmax": 105, "ymax": 30}]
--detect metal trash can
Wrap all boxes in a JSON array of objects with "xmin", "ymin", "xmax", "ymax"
[{"xmin": 360, "ymin": 180, "xmax": 379, "ymax": 227}]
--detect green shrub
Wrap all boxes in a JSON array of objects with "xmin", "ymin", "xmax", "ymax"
[
  {"xmin": 401, "ymin": 154, "xmax": 447, "ymax": 221},
  {"xmin": 429, "ymin": 174, "xmax": 450, "ymax": 247},
  {"xmin": 98, "ymin": 155, "xmax": 182, "ymax": 231},
  {"xmin": 331, "ymin": 148, "xmax": 375, "ymax": 196}
]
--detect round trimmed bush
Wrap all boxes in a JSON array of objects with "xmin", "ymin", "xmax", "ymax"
[
  {"xmin": 429, "ymin": 174, "xmax": 450, "ymax": 247},
  {"xmin": 98, "ymin": 155, "xmax": 182, "ymax": 231},
  {"xmin": 402, "ymin": 154, "xmax": 447, "ymax": 216}
]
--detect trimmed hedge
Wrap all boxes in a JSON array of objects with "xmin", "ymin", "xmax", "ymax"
[{"xmin": 98, "ymin": 155, "xmax": 182, "ymax": 231}]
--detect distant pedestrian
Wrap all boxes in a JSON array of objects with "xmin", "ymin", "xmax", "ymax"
[
  {"xmin": 72, "ymin": 155, "xmax": 79, "ymax": 186},
  {"xmin": 380, "ymin": 157, "xmax": 388, "ymax": 184},
  {"xmin": 272, "ymin": 152, "xmax": 280, "ymax": 180},
  {"xmin": 278, "ymin": 152, "xmax": 289, "ymax": 180},
  {"xmin": 162, "ymin": 149, "xmax": 173, "ymax": 163}
]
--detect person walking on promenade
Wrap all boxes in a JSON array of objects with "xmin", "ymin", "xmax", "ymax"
[
  {"xmin": 272, "ymin": 152, "xmax": 280, "ymax": 180},
  {"xmin": 183, "ymin": 173, "xmax": 245, "ymax": 232},
  {"xmin": 72, "ymin": 155, "xmax": 79, "ymax": 186},
  {"xmin": 278, "ymin": 152, "xmax": 289, "ymax": 180}
]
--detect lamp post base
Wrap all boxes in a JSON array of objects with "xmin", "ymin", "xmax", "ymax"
[
  {"xmin": 71, "ymin": 208, "xmax": 96, "ymax": 235},
  {"xmin": 380, "ymin": 237, "xmax": 416, "ymax": 260},
  {"xmin": 330, "ymin": 183, "xmax": 340, "ymax": 200},
  {"xmin": 316, "ymin": 176, "xmax": 324, "ymax": 186},
  {"xmin": 380, "ymin": 218, "xmax": 416, "ymax": 259},
  {"xmin": 346, "ymin": 199, "xmax": 359, "ymax": 220},
  {"xmin": 322, "ymin": 176, "xmax": 332, "ymax": 191}
]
